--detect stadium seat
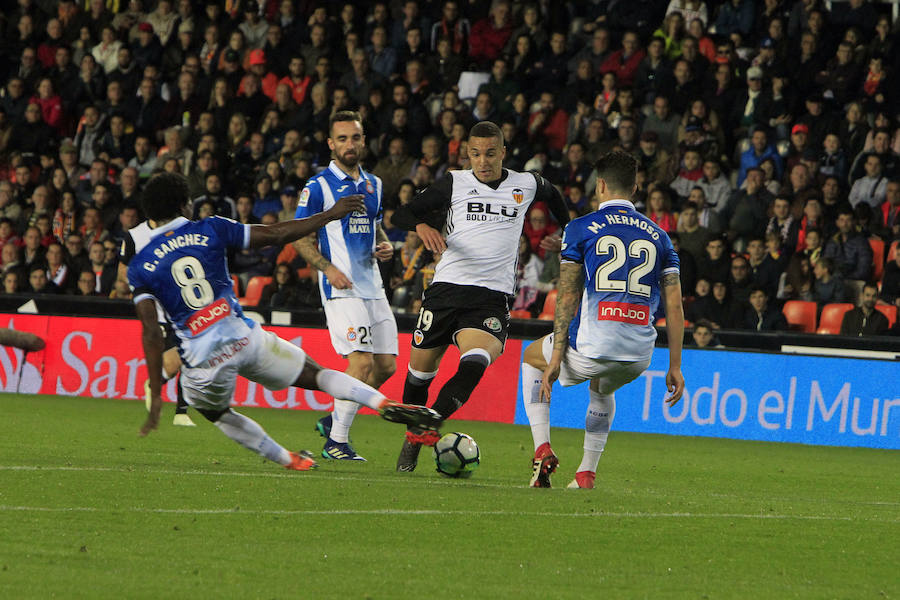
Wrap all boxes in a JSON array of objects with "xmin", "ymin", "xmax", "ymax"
[
  {"xmin": 875, "ymin": 304, "xmax": 897, "ymax": 328},
  {"xmin": 541, "ymin": 290, "xmax": 558, "ymax": 315},
  {"xmin": 239, "ymin": 276, "xmax": 272, "ymax": 307},
  {"xmin": 296, "ymin": 267, "xmax": 311, "ymax": 280},
  {"xmin": 509, "ymin": 310, "xmax": 532, "ymax": 319},
  {"xmin": 231, "ymin": 275, "xmax": 240, "ymax": 297},
  {"xmin": 869, "ymin": 238, "xmax": 885, "ymax": 281},
  {"xmin": 537, "ymin": 312, "xmax": 554, "ymax": 321},
  {"xmin": 655, "ymin": 317, "xmax": 692, "ymax": 328},
  {"xmin": 816, "ymin": 303, "xmax": 854, "ymax": 334},
  {"xmin": 887, "ymin": 240, "xmax": 899, "ymax": 265},
  {"xmin": 782, "ymin": 300, "xmax": 817, "ymax": 333}
]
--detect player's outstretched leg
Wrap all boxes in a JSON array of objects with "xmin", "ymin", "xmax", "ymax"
[
  {"xmin": 567, "ymin": 389, "xmax": 615, "ymax": 490},
  {"xmin": 198, "ymin": 408, "xmax": 317, "ymax": 471},
  {"xmin": 294, "ymin": 361, "xmax": 441, "ymax": 432},
  {"xmin": 429, "ymin": 348, "xmax": 491, "ymax": 420}
]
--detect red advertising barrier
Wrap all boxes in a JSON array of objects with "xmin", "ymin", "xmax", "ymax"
[{"xmin": 0, "ymin": 314, "xmax": 521, "ymax": 424}]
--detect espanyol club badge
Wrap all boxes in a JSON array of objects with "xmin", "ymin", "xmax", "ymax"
[
  {"xmin": 346, "ymin": 327, "xmax": 357, "ymax": 341},
  {"xmin": 512, "ymin": 188, "xmax": 524, "ymax": 203},
  {"xmin": 414, "ymin": 330, "xmax": 424, "ymax": 345},
  {"xmin": 366, "ymin": 180, "xmax": 375, "ymax": 194},
  {"xmin": 483, "ymin": 317, "xmax": 502, "ymax": 332}
]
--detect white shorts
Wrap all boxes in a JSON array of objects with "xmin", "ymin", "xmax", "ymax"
[
  {"xmin": 542, "ymin": 334, "xmax": 650, "ymax": 393},
  {"xmin": 180, "ymin": 324, "xmax": 307, "ymax": 412},
  {"xmin": 323, "ymin": 297, "xmax": 398, "ymax": 357}
]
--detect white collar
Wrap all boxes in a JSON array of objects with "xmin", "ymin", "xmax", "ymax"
[{"xmin": 328, "ymin": 160, "xmax": 365, "ymax": 184}]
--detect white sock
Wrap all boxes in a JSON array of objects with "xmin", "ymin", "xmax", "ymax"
[
  {"xmin": 315, "ymin": 369, "xmax": 385, "ymax": 410},
  {"xmin": 329, "ymin": 399, "xmax": 359, "ymax": 443},
  {"xmin": 521, "ymin": 362, "xmax": 550, "ymax": 451},
  {"xmin": 215, "ymin": 411, "xmax": 291, "ymax": 466},
  {"xmin": 577, "ymin": 389, "xmax": 615, "ymax": 473}
]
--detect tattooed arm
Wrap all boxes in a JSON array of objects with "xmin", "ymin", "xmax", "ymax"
[
  {"xmin": 661, "ymin": 271, "xmax": 685, "ymax": 405},
  {"xmin": 293, "ymin": 233, "xmax": 353, "ymax": 290},
  {"xmin": 539, "ymin": 261, "xmax": 584, "ymax": 401}
]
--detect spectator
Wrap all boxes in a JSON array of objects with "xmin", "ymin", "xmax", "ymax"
[
  {"xmin": 725, "ymin": 167, "xmax": 772, "ymax": 252},
  {"xmin": 599, "ymin": 31, "xmax": 645, "ymax": 88},
  {"xmin": 688, "ymin": 280, "xmax": 740, "ymax": 329},
  {"xmin": 812, "ymin": 257, "xmax": 846, "ymax": 306},
  {"xmin": 697, "ymin": 235, "xmax": 731, "ymax": 284},
  {"xmin": 740, "ymin": 286, "xmax": 787, "ymax": 331},
  {"xmin": 778, "ymin": 254, "xmax": 815, "ymax": 301},
  {"xmin": 824, "ymin": 206, "xmax": 872, "ymax": 281},
  {"xmin": 840, "ymin": 283, "xmax": 888, "ymax": 336},
  {"xmin": 3, "ymin": 271, "xmax": 20, "ymax": 294},
  {"xmin": 259, "ymin": 263, "xmax": 309, "ymax": 309},
  {"xmin": 875, "ymin": 180, "xmax": 900, "ymax": 242},
  {"xmin": 715, "ymin": 0, "xmax": 755, "ymax": 36},
  {"xmin": 645, "ymin": 188, "xmax": 677, "ymax": 233},
  {"xmin": 522, "ymin": 203, "xmax": 558, "ymax": 260},
  {"xmin": 848, "ymin": 154, "xmax": 887, "ymax": 210},
  {"xmin": 691, "ymin": 319, "xmax": 725, "ymax": 348},
  {"xmin": 72, "ymin": 269, "xmax": 98, "ymax": 296},
  {"xmin": 28, "ymin": 264, "xmax": 59, "ymax": 294},
  {"xmin": 528, "ymin": 91, "xmax": 568, "ymax": 154},
  {"xmin": 765, "ymin": 195, "xmax": 800, "ymax": 255},
  {"xmin": 675, "ymin": 202, "xmax": 710, "ymax": 263},
  {"xmin": 737, "ymin": 127, "xmax": 782, "ymax": 187},
  {"xmin": 468, "ymin": 1, "xmax": 512, "ymax": 67}
]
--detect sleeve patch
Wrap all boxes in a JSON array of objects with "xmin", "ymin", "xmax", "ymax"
[{"xmin": 298, "ymin": 187, "xmax": 310, "ymax": 208}]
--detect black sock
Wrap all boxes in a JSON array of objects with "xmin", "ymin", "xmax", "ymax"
[
  {"xmin": 402, "ymin": 371, "xmax": 433, "ymax": 407},
  {"xmin": 175, "ymin": 374, "xmax": 188, "ymax": 414},
  {"xmin": 430, "ymin": 357, "xmax": 489, "ymax": 420}
]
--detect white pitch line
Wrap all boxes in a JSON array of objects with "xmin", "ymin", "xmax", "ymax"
[
  {"xmin": 4, "ymin": 465, "xmax": 900, "ymax": 509},
  {"xmin": 0, "ymin": 504, "xmax": 895, "ymax": 522}
]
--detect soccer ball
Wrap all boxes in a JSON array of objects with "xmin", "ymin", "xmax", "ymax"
[{"xmin": 433, "ymin": 432, "xmax": 480, "ymax": 478}]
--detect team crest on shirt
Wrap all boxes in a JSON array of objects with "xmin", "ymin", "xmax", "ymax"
[
  {"xmin": 298, "ymin": 187, "xmax": 310, "ymax": 207},
  {"xmin": 346, "ymin": 327, "xmax": 357, "ymax": 341},
  {"xmin": 366, "ymin": 179, "xmax": 375, "ymax": 194},
  {"xmin": 413, "ymin": 329, "xmax": 424, "ymax": 345},
  {"xmin": 511, "ymin": 188, "xmax": 524, "ymax": 203},
  {"xmin": 483, "ymin": 317, "xmax": 502, "ymax": 332}
]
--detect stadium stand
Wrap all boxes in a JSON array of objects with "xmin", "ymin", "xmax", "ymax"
[{"xmin": 0, "ymin": 0, "xmax": 897, "ymax": 342}]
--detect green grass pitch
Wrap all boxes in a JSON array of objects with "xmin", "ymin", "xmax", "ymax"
[{"xmin": 0, "ymin": 393, "xmax": 898, "ymax": 599}]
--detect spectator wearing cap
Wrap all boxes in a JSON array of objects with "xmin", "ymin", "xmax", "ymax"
[
  {"xmin": 785, "ymin": 123, "xmax": 810, "ymax": 173},
  {"xmin": 751, "ymin": 37, "xmax": 781, "ymax": 74},
  {"xmin": 848, "ymin": 154, "xmax": 888, "ymax": 210},
  {"xmin": 729, "ymin": 66, "xmax": 772, "ymax": 139},
  {"xmin": 241, "ymin": 49, "xmax": 278, "ymax": 101},
  {"xmin": 132, "ymin": 22, "xmax": 163, "ymax": 71}
]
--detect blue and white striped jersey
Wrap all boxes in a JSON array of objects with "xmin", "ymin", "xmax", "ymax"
[
  {"xmin": 294, "ymin": 161, "xmax": 386, "ymax": 301},
  {"xmin": 127, "ymin": 216, "xmax": 255, "ymax": 367},
  {"xmin": 561, "ymin": 199, "xmax": 680, "ymax": 362}
]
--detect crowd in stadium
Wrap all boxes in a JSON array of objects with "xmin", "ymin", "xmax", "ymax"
[{"xmin": 0, "ymin": 0, "xmax": 899, "ymax": 337}]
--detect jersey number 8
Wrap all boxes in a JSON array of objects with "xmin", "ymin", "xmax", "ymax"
[
  {"xmin": 593, "ymin": 236, "xmax": 656, "ymax": 298},
  {"xmin": 171, "ymin": 256, "xmax": 215, "ymax": 309}
]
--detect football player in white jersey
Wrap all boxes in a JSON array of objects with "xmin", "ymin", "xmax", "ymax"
[
  {"xmin": 293, "ymin": 111, "xmax": 397, "ymax": 462},
  {"xmin": 522, "ymin": 152, "xmax": 685, "ymax": 489},
  {"xmin": 391, "ymin": 121, "xmax": 570, "ymax": 471},
  {"xmin": 130, "ymin": 173, "xmax": 441, "ymax": 471}
]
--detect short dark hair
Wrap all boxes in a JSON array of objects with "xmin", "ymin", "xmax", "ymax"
[
  {"xmin": 594, "ymin": 151, "xmax": 637, "ymax": 195},
  {"xmin": 142, "ymin": 172, "xmax": 189, "ymax": 221},
  {"xmin": 329, "ymin": 110, "xmax": 362, "ymax": 135},
  {"xmin": 469, "ymin": 120, "xmax": 504, "ymax": 145}
]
